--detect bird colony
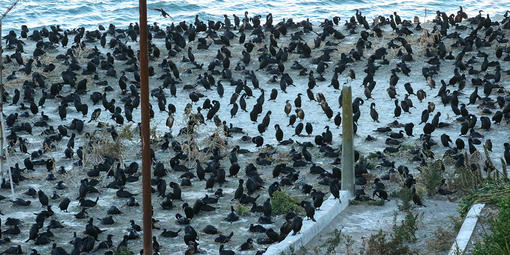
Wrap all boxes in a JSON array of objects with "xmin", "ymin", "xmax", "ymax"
[{"xmin": 0, "ymin": 8, "xmax": 509, "ymax": 255}]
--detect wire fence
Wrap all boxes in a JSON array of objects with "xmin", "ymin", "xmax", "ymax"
[{"xmin": 0, "ymin": 0, "xmax": 22, "ymax": 198}]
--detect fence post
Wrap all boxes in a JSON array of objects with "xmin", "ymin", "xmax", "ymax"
[{"xmin": 341, "ymin": 86, "xmax": 354, "ymax": 195}]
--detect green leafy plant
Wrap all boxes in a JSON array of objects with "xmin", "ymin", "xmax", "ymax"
[
  {"xmin": 270, "ymin": 191, "xmax": 303, "ymax": 215},
  {"xmin": 114, "ymin": 247, "xmax": 135, "ymax": 255},
  {"xmin": 236, "ymin": 204, "xmax": 250, "ymax": 216}
]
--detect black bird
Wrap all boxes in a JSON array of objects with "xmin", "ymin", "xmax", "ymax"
[
  {"xmin": 456, "ymin": 138, "xmax": 465, "ymax": 150},
  {"xmin": 373, "ymin": 190, "xmax": 389, "ymax": 200},
  {"xmin": 0, "ymin": 245, "xmax": 22, "ymax": 255},
  {"xmin": 38, "ymin": 190, "xmax": 48, "ymax": 207},
  {"xmin": 370, "ymin": 103, "xmax": 379, "ymax": 122},
  {"xmin": 58, "ymin": 197, "xmax": 71, "ymax": 212},
  {"xmin": 480, "ymin": 116, "xmax": 491, "ymax": 130},
  {"xmin": 441, "ymin": 134, "xmax": 452, "ymax": 147},
  {"xmin": 219, "ymin": 245, "xmax": 235, "ymax": 255},
  {"xmin": 203, "ymin": 225, "xmax": 218, "ymax": 235},
  {"xmin": 224, "ymin": 206, "xmax": 239, "ymax": 223},
  {"xmin": 215, "ymin": 232, "xmax": 233, "ymax": 243},
  {"xmin": 329, "ymin": 180, "xmax": 340, "ymax": 203},
  {"xmin": 300, "ymin": 201, "xmax": 316, "ymax": 222},
  {"xmin": 292, "ymin": 216, "xmax": 303, "ymax": 235},
  {"xmin": 154, "ymin": 8, "xmax": 172, "ymax": 19},
  {"xmin": 275, "ymin": 124, "xmax": 283, "ymax": 142},
  {"xmin": 161, "ymin": 229, "xmax": 181, "ymax": 238},
  {"xmin": 411, "ymin": 187, "xmax": 424, "ymax": 206},
  {"xmin": 240, "ymin": 238, "xmax": 254, "ymax": 250}
]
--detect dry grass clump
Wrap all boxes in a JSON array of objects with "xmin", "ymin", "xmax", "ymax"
[
  {"xmin": 426, "ymin": 226, "xmax": 456, "ymax": 254},
  {"xmin": 273, "ymin": 151, "xmax": 292, "ymax": 163},
  {"xmin": 177, "ymin": 106, "xmax": 230, "ymax": 168},
  {"xmin": 119, "ymin": 124, "xmax": 135, "ymax": 141},
  {"xmin": 82, "ymin": 126, "xmax": 126, "ymax": 167},
  {"xmin": 360, "ymin": 210, "xmax": 421, "ymax": 255}
]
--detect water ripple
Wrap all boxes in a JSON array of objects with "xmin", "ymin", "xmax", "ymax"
[{"xmin": 0, "ymin": 0, "xmax": 506, "ymax": 34}]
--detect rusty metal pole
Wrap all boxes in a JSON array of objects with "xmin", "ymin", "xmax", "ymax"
[{"xmin": 138, "ymin": 0, "xmax": 152, "ymax": 254}]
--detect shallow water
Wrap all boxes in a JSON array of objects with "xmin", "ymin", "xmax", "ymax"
[{"xmin": 0, "ymin": 0, "xmax": 507, "ymax": 33}]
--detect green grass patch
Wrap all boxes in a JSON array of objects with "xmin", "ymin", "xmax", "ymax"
[
  {"xmin": 458, "ymin": 181, "xmax": 510, "ymax": 218},
  {"xmin": 472, "ymin": 192, "xmax": 510, "ymax": 255}
]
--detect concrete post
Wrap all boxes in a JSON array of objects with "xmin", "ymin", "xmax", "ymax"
[{"xmin": 341, "ymin": 86, "xmax": 354, "ymax": 194}]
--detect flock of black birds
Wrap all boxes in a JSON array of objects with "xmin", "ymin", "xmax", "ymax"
[{"xmin": 0, "ymin": 6, "xmax": 510, "ymax": 255}]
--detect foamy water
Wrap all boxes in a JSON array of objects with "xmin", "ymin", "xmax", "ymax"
[{"xmin": 0, "ymin": 0, "xmax": 507, "ymax": 33}]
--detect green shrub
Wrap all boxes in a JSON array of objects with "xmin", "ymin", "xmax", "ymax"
[
  {"xmin": 421, "ymin": 160, "xmax": 443, "ymax": 196},
  {"xmin": 392, "ymin": 210, "xmax": 421, "ymax": 244},
  {"xmin": 361, "ymin": 230, "xmax": 414, "ymax": 255},
  {"xmin": 323, "ymin": 229, "xmax": 342, "ymax": 254},
  {"xmin": 360, "ymin": 210, "xmax": 420, "ymax": 255},
  {"xmin": 114, "ymin": 247, "xmax": 135, "ymax": 255},
  {"xmin": 472, "ymin": 193, "xmax": 510, "ymax": 255},
  {"xmin": 236, "ymin": 204, "xmax": 250, "ymax": 216},
  {"xmin": 397, "ymin": 187, "xmax": 413, "ymax": 211},
  {"xmin": 454, "ymin": 164, "xmax": 483, "ymax": 192},
  {"xmin": 270, "ymin": 191, "xmax": 303, "ymax": 215}
]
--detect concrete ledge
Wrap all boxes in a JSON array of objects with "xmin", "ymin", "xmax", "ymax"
[
  {"xmin": 448, "ymin": 203, "xmax": 485, "ymax": 255},
  {"xmin": 264, "ymin": 191, "xmax": 352, "ymax": 255}
]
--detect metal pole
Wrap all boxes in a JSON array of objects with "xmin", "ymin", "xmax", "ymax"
[
  {"xmin": 341, "ymin": 86, "xmax": 355, "ymax": 194},
  {"xmin": 138, "ymin": 0, "xmax": 152, "ymax": 254}
]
